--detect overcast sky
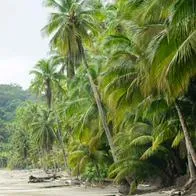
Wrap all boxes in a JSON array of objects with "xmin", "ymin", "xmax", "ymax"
[{"xmin": 0, "ymin": 0, "xmax": 49, "ymax": 89}]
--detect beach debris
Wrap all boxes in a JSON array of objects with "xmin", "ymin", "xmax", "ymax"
[{"xmin": 28, "ymin": 174, "xmax": 61, "ymax": 183}]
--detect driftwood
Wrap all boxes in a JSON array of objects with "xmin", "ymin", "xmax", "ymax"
[{"xmin": 28, "ymin": 174, "xmax": 61, "ymax": 183}]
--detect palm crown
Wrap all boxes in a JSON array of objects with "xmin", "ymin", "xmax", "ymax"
[
  {"xmin": 43, "ymin": 0, "xmax": 98, "ymax": 78},
  {"xmin": 30, "ymin": 59, "xmax": 64, "ymax": 108}
]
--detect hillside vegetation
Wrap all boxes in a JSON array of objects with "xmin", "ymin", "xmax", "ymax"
[{"xmin": 0, "ymin": 84, "xmax": 32, "ymax": 167}]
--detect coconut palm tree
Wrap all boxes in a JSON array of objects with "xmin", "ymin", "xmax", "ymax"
[
  {"xmin": 42, "ymin": 0, "xmax": 98, "ymax": 79},
  {"xmin": 111, "ymin": 0, "xmax": 196, "ymax": 169},
  {"xmin": 31, "ymin": 107, "xmax": 56, "ymax": 153},
  {"xmin": 68, "ymin": 132, "xmax": 109, "ymax": 178},
  {"xmin": 137, "ymin": 0, "xmax": 196, "ymax": 167},
  {"xmin": 30, "ymin": 58, "xmax": 65, "ymax": 108},
  {"xmin": 101, "ymin": 1, "xmax": 196, "ymax": 190},
  {"xmin": 43, "ymin": 0, "xmax": 117, "ymax": 162}
]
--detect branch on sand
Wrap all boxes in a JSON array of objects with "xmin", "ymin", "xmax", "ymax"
[{"xmin": 28, "ymin": 174, "xmax": 61, "ymax": 183}]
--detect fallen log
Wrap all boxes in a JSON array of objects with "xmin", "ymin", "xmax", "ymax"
[{"xmin": 28, "ymin": 174, "xmax": 61, "ymax": 183}]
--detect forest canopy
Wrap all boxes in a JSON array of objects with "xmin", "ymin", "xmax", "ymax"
[{"xmin": 0, "ymin": 84, "xmax": 33, "ymax": 167}]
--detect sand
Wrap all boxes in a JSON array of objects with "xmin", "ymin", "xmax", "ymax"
[
  {"xmin": 0, "ymin": 169, "xmax": 117, "ymax": 196},
  {"xmin": 0, "ymin": 169, "xmax": 179, "ymax": 196}
]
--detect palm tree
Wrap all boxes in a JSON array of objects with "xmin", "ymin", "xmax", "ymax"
[
  {"xmin": 121, "ymin": 0, "xmax": 196, "ymax": 189},
  {"xmin": 31, "ymin": 107, "xmax": 56, "ymax": 153},
  {"xmin": 113, "ymin": 0, "xmax": 196, "ymax": 169},
  {"xmin": 138, "ymin": 0, "xmax": 196, "ymax": 167},
  {"xmin": 68, "ymin": 132, "xmax": 108, "ymax": 178},
  {"xmin": 43, "ymin": 0, "xmax": 117, "ymax": 162},
  {"xmin": 42, "ymin": 0, "xmax": 98, "ymax": 79},
  {"xmin": 30, "ymin": 58, "xmax": 65, "ymax": 108},
  {"xmin": 101, "ymin": 0, "xmax": 196, "ymax": 190}
]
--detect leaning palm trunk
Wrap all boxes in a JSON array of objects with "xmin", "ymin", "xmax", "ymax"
[
  {"xmin": 187, "ymin": 152, "xmax": 196, "ymax": 181},
  {"xmin": 178, "ymin": 152, "xmax": 196, "ymax": 194},
  {"xmin": 175, "ymin": 103, "xmax": 196, "ymax": 167},
  {"xmin": 80, "ymin": 42, "xmax": 117, "ymax": 163}
]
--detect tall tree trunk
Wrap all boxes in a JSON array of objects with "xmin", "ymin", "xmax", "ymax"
[
  {"xmin": 182, "ymin": 152, "xmax": 196, "ymax": 191},
  {"xmin": 175, "ymin": 102, "xmax": 196, "ymax": 167},
  {"xmin": 46, "ymin": 79, "xmax": 52, "ymax": 109},
  {"xmin": 67, "ymin": 59, "xmax": 75, "ymax": 79},
  {"xmin": 67, "ymin": 40, "xmax": 75, "ymax": 79},
  {"xmin": 57, "ymin": 128, "xmax": 68, "ymax": 169},
  {"xmin": 187, "ymin": 152, "xmax": 196, "ymax": 180},
  {"xmin": 54, "ymin": 113, "xmax": 70, "ymax": 173},
  {"xmin": 80, "ymin": 43, "xmax": 117, "ymax": 163}
]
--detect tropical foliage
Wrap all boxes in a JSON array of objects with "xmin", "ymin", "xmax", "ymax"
[
  {"xmin": 4, "ymin": 0, "xmax": 196, "ymax": 194},
  {"xmin": 0, "ymin": 84, "xmax": 33, "ymax": 167}
]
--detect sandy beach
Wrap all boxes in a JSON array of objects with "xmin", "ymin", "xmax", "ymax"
[
  {"xmin": 0, "ymin": 169, "xmax": 188, "ymax": 196},
  {"xmin": 0, "ymin": 169, "xmax": 118, "ymax": 196}
]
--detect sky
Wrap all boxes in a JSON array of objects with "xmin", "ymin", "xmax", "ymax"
[{"xmin": 0, "ymin": 0, "xmax": 49, "ymax": 89}]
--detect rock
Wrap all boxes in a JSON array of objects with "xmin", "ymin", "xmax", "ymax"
[
  {"xmin": 118, "ymin": 181, "xmax": 130, "ymax": 195},
  {"xmin": 175, "ymin": 175, "xmax": 189, "ymax": 187},
  {"xmin": 146, "ymin": 176, "xmax": 163, "ymax": 188}
]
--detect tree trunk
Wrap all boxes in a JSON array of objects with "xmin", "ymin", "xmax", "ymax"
[
  {"xmin": 182, "ymin": 152, "xmax": 196, "ymax": 192},
  {"xmin": 67, "ymin": 59, "xmax": 75, "ymax": 79},
  {"xmin": 55, "ymin": 113, "xmax": 70, "ymax": 173},
  {"xmin": 175, "ymin": 103, "xmax": 196, "ymax": 167},
  {"xmin": 95, "ymin": 162, "xmax": 100, "ymax": 178},
  {"xmin": 187, "ymin": 152, "xmax": 196, "ymax": 180},
  {"xmin": 80, "ymin": 43, "xmax": 117, "ymax": 163},
  {"xmin": 46, "ymin": 79, "xmax": 52, "ymax": 109},
  {"xmin": 57, "ymin": 128, "xmax": 69, "ymax": 169},
  {"xmin": 67, "ymin": 40, "xmax": 75, "ymax": 79}
]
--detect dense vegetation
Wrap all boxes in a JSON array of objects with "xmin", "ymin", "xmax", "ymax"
[
  {"xmin": 4, "ymin": 0, "xmax": 196, "ymax": 194},
  {"xmin": 0, "ymin": 84, "xmax": 31, "ymax": 167}
]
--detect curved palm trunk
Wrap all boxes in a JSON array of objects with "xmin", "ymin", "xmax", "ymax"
[
  {"xmin": 183, "ymin": 152, "xmax": 196, "ymax": 191},
  {"xmin": 175, "ymin": 103, "xmax": 196, "ymax": 167},
  {"xmin": 187, "ymin": 152, "xmax": 196, "ymax": 180},
  {"xmin": 80, "ymin": 43, "xmax": 117, "ymax": 163}
]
